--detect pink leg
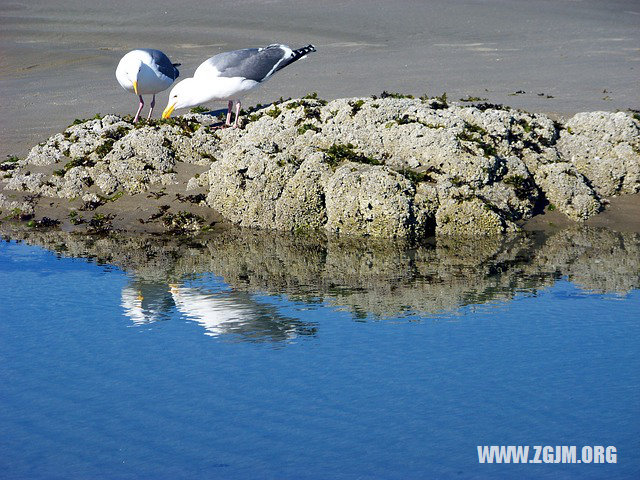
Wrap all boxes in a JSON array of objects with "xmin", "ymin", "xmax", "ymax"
[
  {"xmin": 147, "ymin": 94, "xmax": 156, "ymax": 120},
  {"xmin": 233, "ymin": 100, "xmax": 242, "ymax": 128},
  {"xmin": 225, "ymin": 100, "xmax": 234, "ymax": 126},
  {"xmin": 133, "ymin": 95, "xmax": 144, "ymax": 123}
]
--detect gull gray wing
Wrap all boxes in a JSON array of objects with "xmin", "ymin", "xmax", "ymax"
[
  {"xmin": 142, "ymin": 48, "xmax": 180, "ymax": 80},
  {"xmin": 196, "ymin": 45, "xmax": 292, "ymax": 83}
]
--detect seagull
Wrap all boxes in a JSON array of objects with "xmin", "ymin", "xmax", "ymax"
[
  {"xmin": 116, "ymin": 49, "xmax": 180, "ymax": 122},
  {"xmin": 162, "ymin": 44, "xmax": 316, "ymax": 127}
]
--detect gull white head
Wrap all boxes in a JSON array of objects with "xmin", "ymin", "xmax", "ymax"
[
  {"xmin": 162, "ymin": 78, "xmax": 206, "ymax": 118},
  {"xmin": 116, "ymin": 52, "xmax": 144, "ymax": 95}
]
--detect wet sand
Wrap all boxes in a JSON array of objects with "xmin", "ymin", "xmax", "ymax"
[
  {"xmin": 2, "ymin": 0, "xmax": 639, "ymax": 159},
  {"xmin": 523, "ymin": 193, "xmax": 640, "ymax": 234}
]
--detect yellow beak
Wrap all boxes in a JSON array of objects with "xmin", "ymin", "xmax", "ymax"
[
  {"xmin": 133, "ymin": 80, "xmax": 138, "ymax": 95},
  {"xmin": 162, "ymin": 102, "xmax": 176, "ymax": 119}
]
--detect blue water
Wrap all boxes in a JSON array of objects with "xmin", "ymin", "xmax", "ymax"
[{"xmin": 1, "ymin": 239, "xmax": 639, "ymax": 479}]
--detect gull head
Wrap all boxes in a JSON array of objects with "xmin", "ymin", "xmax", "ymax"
[
  {"xmin": 163, "ymin": 78, "xmax": 201, "ymax": 119},
  {"xmin": 116, "ymin": 54, "xmax": 144, "ymax": 94}
]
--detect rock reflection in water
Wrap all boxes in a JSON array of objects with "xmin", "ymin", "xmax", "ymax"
[{"xmin": 2, "ymin": 225, "xmax": 639, "ymax": 339}]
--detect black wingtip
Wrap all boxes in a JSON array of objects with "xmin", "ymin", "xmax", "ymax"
[
  {"xmin": 272, "ymin": 44, "xmax": 317, "ymax": 73},
  {"xmin": 293, "ymin": 44, "xmax": 317, "ymax": 58}
]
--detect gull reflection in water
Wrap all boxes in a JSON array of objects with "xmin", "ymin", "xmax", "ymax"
[
  {"xmin": 121, "ymin": 278, "xmax": 317, "ymax": 342},
  {"xmin": 121, "ymin": 281, "xmax": 175, "ymax": 325}
]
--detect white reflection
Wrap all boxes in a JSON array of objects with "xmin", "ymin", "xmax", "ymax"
[
  {"xmin": 121, "ymin": 287, "xmax": 148, "ymax": 325},
  {"xmin": 169, "ymin": 284, "xmax": 256, "ymax": 337},
  {"xmin": 120, "ymin": 281, "xmax": 175, "ymax": 325},
  {"xmin": 120, "ymin": 279, "xmax": 316, "ymax": 341}
]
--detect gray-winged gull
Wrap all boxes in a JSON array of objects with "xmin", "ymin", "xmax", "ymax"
[
  {"xmin": 116, "ymin": 49, "xmax": 180, "ymax": 122},
  {"xmin": 162, "ymin": 44, "xmax": 316, "ymax": 127}
]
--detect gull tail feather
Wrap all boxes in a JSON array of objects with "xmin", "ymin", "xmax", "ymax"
[{"xmin": 172, "ymin": 63, "xmax": 181, "ymax": 79}]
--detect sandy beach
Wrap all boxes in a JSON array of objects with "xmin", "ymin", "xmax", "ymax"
[{"xmin": 1, "ymin": 0, "xmax": 639, "ymax": 160}]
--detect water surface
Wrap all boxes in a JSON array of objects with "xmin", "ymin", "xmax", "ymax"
[{"xmin": 1, "ymin": 227, "xmax": 639, "ymax": 478}]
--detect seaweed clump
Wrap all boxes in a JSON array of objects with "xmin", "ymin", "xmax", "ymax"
[
  {"xmin": 456, "ymin": 122, "xmax": 498, "ymax": 157},
  {"xmin": 1, "ymin": 155, "xmax": 20, "ymax": 176},
  {"xmin": 322, "ymin": 143, "xmax": 381, "ymax": 168},
  {"xmin": 163, "ymin": 211, "xmax": 209, "ymax": 233}
]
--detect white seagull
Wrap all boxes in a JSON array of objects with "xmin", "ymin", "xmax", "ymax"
[
  {"xmin": 162, "ymin": 44, "xmax": 316, "ymax": 127},
  {"xmin": 116, "ymin": 49, "xmax": 180, "ymax": 122}
]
